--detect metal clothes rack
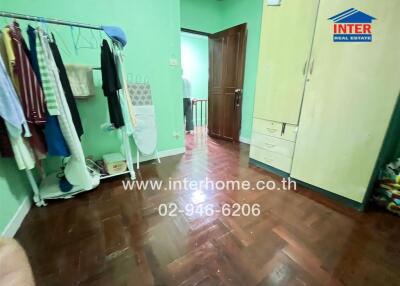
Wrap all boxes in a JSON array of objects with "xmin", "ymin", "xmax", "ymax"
[
  {"xmin": 0, "ymin": 11, "xmax": 103, "ymax": 30},
  {"xmin": 0, "ymin": 11, "xmax": 136, "ymax": 206}
]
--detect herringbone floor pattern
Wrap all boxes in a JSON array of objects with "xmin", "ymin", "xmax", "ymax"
[{"xmin": 15, "ymin": 130, "xmax": 400, "ymax": 286}]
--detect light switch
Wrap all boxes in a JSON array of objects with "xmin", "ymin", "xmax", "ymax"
[{"xmin": 169, "ymin": 58, "xmax": 179, "ymax": 66}]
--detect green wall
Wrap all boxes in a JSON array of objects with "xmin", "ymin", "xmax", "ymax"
[
  {"xmin": 0, "ymin": 0, "xmax": 184, "ymax": 234},
  {"xmin": 181, "ymin": 0, "xmax": 263, "ymax": 140},
  {"xmin": 180, "ymin": 0, "xmax": 222, "ymax": 33},
  {"xmin": 0, "ymin": 159, "xmax": 31, "ymax": 234}
]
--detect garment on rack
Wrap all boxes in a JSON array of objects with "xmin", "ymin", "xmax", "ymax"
[
  {"xmin": 113, "ymin": 44, "xmax": 136, "ymax": 136},
  {"xmin": 8, "ymin": 22, "xmax": 46, "ymax": 124},
  {"xmin": 65, "ymin": 64, "xmax": 95, "ymax": 98},
  {"xmin": 49, "ymin": 36, "xmax": 84, "ymax": 139},
  {"xmin": 34, "ymin": 29, "xmax": 69, "ymax": 157},
  {"xmin": 4, "ymin": 123, "xmax": 35, "ymax": 170},
  {"xmin": 26, "ymin": 25, "xmax": 42, "ymax": 85},
  {"xmin": 27, "ymin": 124, "xmax": 47, "ymax": 159},
  {"xmin": 35, "ymin": 29, "xmax": 60, "ymax": 116},
  {"xmin": 44, "ymin": 114, "xmax": 70, "ymax": 157},
  {"xmin": 0, "ymin": 35, "xmax": 29, "ymax": 133},
  {"xmin": 0, "ymin": 51, "xmax": 35, "ymax": 170},
  {"xmin": 6, "ymin": 23, "xmax": 47, "ymax": 157},
  {"xmin": 0, "ymin": 118, "xmax": 13, "ymax": 157},
  {"xmin": 38, "ymin": 31, "xmax": 92, "ymax": 190},
  {"xmin": 1, "ymin": 28, "xmax": 15, "ymax": 78},
  {"xmin": 101, "ymin": 40, "xmax": 124, "ymax": 128}
]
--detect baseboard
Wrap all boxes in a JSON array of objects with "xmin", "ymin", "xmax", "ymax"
[
  {"xmin": 239, "ymin": 136, "xmax": 251, "ymax": 144},
  {"xmin": 1, "ymin": 197, "xmax": 32, "ymax": 238},
  {"xmin": 249, "ymin": 158, "xmax": 363, "ymax": 211},
  {"xmin": 158, "ymin": 147, "xmax": 186, "ymax": 158},
  {"xmin": 134, "ymin": 147, "xmax": 185, "ymax": 163}
]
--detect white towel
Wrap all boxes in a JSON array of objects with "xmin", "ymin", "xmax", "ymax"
[{"xmin": 66, "ymin": 64, "xmax": 95, "ymax": 98}]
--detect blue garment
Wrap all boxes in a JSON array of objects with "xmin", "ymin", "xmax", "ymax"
[
  {"xmin": 26, "ymin": 25, "xmax": 42, "ymax": 85},
  {"xmin": 0, "ymin": 52, "xmax": 29, "ymax": 133},
  {"xmin": 59, "ymin": 176, "xmax": 73, "ymax": 193},
  {"xmin": 102, "ymin": 26, "xmax": 127, "ymax": 47},
  {"xmin": 44, "ymin": 114, "xmax": 70, "ymax": 157}
]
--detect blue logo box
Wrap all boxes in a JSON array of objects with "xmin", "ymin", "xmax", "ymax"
[{"xmin": 333, "ymin": 34, "xmax": 372, "ymax": 42}]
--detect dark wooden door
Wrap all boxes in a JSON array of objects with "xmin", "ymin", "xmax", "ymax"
[{"xmin": 208, "ymin": 24, "xmax": 247, "ymax": 142}]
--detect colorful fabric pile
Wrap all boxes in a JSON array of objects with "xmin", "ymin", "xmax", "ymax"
[{"xmin": 373, "ymin": 158, "xmax": 400, "ymax": 216}]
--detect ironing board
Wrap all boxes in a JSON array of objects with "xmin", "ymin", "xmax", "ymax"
[{"xmin": 128, "ymin": 82, "xmax": 160, "ymax": 168}]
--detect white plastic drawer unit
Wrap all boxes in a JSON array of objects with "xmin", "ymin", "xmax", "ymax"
[
  {"xmin": 252, "ymin": 118, "xmax": 298, "ymax": 142},
  {"xmin": 250, "ymin": 145, "xmax": 292, "ymax": 173},
  {"xmin": 251, "ymin": 132, "xmax": 295, "ymax": 157}
]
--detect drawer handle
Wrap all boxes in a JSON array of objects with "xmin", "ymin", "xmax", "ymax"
[
  {"xmin": 265, "ymin": 143, "xmax": 275, "ymax": 148},
  {"xmin": 264, "ymin": 157, "xmax": 274, "ymax": 162},
  {"xmin": 266, "ymin": 128, "xmax": 277, "ymax": 133}
]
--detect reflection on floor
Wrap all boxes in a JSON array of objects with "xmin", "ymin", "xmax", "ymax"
[{"xmin": 16, "ymin": 131, "xmax": 400, "ymax": 286}]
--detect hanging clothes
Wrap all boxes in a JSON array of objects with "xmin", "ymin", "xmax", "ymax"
[
  {"xmin": 38, "ymin": 30, "xmax": 93, "ymax": 190},
  {"xmin": 44, "ymin": 115, "xmax": 70, "ymax": 157},
  {"xmin": 0, "ymin": 118, "xmax": 13, "ymax": 157},
  {"xmin": 35, "ymin": 29, "xmax": 60, "ymax": 115},
  {"xmin": 0, "ymin": 49, "xmax": 35, "ymax": 170},
  {"xmin": 101, "ymin": 39, "xmax": 124, "ymax": 128},
  {"xmin": 65, "ymin": 64, "xmax": 96, "ymax": 98},
  {"xmin": 8, "ymin": 22, "xmax": 46, "ymax": 124},
  {"xmin": 26, "ymin": 25, "xmax": 42, "ymax": 85},
  {"xmin": 113, "ymin": 43, "xmax": 136, "ymax": 135},
  {"xmin": 6, "ymin": 22, "xmax": 47, "ymax": 158},
  {"xmin": 0, "ymin": 32, "xmax": 29, "ymax": 133},
  {"xmin": 1, "ymin": 27, "xmax": 15, "ymax": 79},
  {"xmin": 35, "ymin": 28, "xmax": 70, "ymax": 157},
  {"xmin": 49, "ymin": 36, "xmax": 84, "ymax": 139}
]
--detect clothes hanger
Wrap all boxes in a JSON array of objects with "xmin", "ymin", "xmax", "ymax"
[
  {"xmin": 70, "ymin": 26, "xmax": 80, "ymax": 55},
  {"xmin": 38, "ymin": 17, "xmax": 50, "ymax": 36},
  {"xmin": 51, "ymin": 28, "xmax": 72, "ymax": 56},
  {"xmin": 74, "ymin": 27, "xmax": 98, "ymax": 50}
]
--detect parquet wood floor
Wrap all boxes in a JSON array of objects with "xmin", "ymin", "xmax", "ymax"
[{"xmin": 15, "ymin": 130, "xmax": 400, "ymax": 286}]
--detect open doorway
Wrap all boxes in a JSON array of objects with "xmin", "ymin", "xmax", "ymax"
[
  {"xmin": 180, "ymin": 31, "xmax": 209, "ymax": 138},
  {"xmin": 180, "ymin": 24, "xmax": 247, "ymax": 143}
]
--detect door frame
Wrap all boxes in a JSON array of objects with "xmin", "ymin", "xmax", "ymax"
[{"xmin": 180, "ymin": 24, "xmax": 248, "ymax": 142}]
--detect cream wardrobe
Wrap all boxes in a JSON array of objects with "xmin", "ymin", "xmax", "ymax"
[{"xmin": 250, "ymin": 0, "xmax": 400, "ymax": 204}]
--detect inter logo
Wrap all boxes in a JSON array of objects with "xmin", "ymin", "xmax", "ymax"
[{"xmin": 328, "ymin": 8, "xmax": 376, "ymax": 42}]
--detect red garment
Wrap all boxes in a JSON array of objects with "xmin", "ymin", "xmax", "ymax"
[
  {"xmin": 8, "ymin": 22, "xmax": 46, "ymax": 124},
  {"xmin": 28, "ymin": 123, "xmax": 47, "ymax": 156}
]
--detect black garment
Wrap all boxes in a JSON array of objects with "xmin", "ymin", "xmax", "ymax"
[
  {"xmin": 0, "ymin": 118, "xmax": 13, "ymax": 157},
  {"xmin": 49, "ymin": 37, "xmax": 84, "ymax": 138},
  {"xmin": 183, "ymin": 98, "xmax": 194, "ymax": 131},
  {"xmin": 26, "ymin": 25, "xmax": 42, "ymax": 85},
  {"xmin": 101, "ymin": 40, "xmax": 124, "ymax": 128}
]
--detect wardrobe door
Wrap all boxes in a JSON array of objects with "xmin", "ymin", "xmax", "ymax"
[
  {"xmin": 291, "ymin": 0, "xmax": 400, "ymax": 202},
  {"xmin": 253, "ymin": 0, "xmax": 320, "ymax": 124}
]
